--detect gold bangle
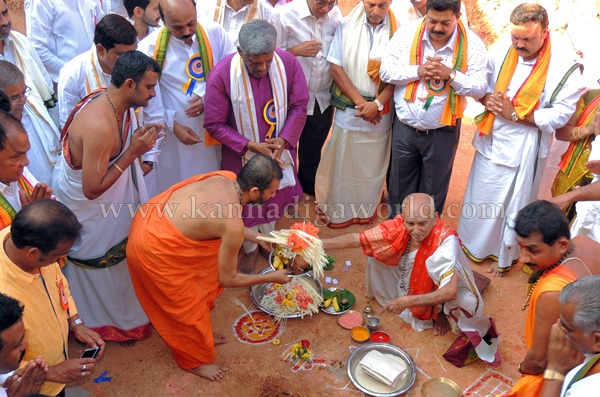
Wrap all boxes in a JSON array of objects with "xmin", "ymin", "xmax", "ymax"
[{"xmin": 113, "ymin": 163, "xmax": 124, "ymax": 174}]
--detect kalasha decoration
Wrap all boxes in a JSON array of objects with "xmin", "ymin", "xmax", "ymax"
[
  {"xmin": 280, "ymin": 339, "xmax": 327, "ymax": 372},
  {"xmin": 259, "ymin": 222, "xmax": 328, "ymax": 279}
]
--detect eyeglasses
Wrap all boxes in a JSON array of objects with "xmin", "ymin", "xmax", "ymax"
[
  {"xmin": 314, "ymin": 0, "xmax": 338, "ymax": 9},
  {"xmin": 9, "ymin": 86, "xmax": 31, "ymax": 103}
]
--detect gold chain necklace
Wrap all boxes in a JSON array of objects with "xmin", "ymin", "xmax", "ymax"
[
  {"xmin": 105, "ymin": 91, "xmax": 123, "ymax": 149},
  {"xmin": 399, "ymin": 237, "xmax": 412, "ymax": 291},
  {"xmin": 522, "ymin": 243, "xmax": 576, "ymax": 310},
  {"xmin": 233, "ymin": 181, "xmax": 243, "ymax": 205}
]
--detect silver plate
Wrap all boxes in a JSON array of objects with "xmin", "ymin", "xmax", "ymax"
[
  {"xmin": 347, "ymin": 343, "xmax": 416, "ymax": 397},
  {"xmin": 321, "ymin": 287, "xmax": 353, "ymax": 315},
  {"xmin": 249, "ymin": 267, "xmax": 323, "ymax": 318},
  {"xmin": 268, "ymin": 251, "xmax": 312, "ymax": 277}
]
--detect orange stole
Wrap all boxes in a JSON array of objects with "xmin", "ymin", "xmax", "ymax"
[
  {"xmin": 0, "ymin": 175, "xmax": 34, "ymax": 229},
  {"xmin": 476, "ymin": 37, "xmax": 551, "ymax": 135},
  {"xmin": 126, "ymin": 171, "xmax": 235, "ymax": 369},
  {"xmin": 360, "ymin": 216, "xmax": 457, "ymax": 321},
  {"xmin": 503, "ymin": 266, "xmax": 577, "ymax": 397}
]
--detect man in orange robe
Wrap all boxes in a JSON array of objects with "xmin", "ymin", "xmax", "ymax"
[
  {"xmin": 126, "ymin": 154, "xmax": 291, "ymax": 381},
  {"xmin": 505, "ymin": 201, "xmax": 600, "ymax": 397}
]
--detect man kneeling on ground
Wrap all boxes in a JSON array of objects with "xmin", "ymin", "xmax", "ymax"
[{"xmin": 322, "ymin": 193, "xmax": 483, "ymax": 335}]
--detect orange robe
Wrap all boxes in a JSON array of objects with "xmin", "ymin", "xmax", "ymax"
[
  {"xmin": 126, "ymin": 171, "xmax": 233, "ymax": 369},
  {"xmin": 504, "ymin": 266, "xmax": 577, "ymax": 397}
]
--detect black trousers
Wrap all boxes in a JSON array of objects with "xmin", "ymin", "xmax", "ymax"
[
  {"xmin": 297, "ymin": 102, "xmax": 334, "ymax": 195},
  {"xmin": 387, "ymin": 118, "xmax": 461, "ymax": 218}
]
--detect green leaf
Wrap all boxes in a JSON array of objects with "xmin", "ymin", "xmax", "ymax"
[
  {"xmin": 323, "ymin": 289, "xmax": 340, "ymax": 300},
  {"xmin": 323, "ymin": 254, "xmax": 335, "ymax": 271},
  {"xmin": 338, "ymin": 289, "xmax": 355, "ymax": 310}
]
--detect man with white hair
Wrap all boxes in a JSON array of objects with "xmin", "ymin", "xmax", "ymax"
[{"xmin": 539, "ymin": 276, "xmax": 600, "ymax": 396}]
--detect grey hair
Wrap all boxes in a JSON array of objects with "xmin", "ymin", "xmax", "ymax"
[
  {"xmin": 0, "ymin": 60, "xmax": 24, "ymax": 88},
  {"xmin": 238, "ymin": 20, "xmax": 277, "ymax": 56},
  {"xmin": 560, "ymin": 275, "xmax": 600, "ymax": 335}
]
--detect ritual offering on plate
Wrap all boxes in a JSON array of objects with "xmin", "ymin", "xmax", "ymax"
[
  {"xmin": 338, "ymin": 310, "xmax": 364, "ymax": 329},
  {"xmin": 370, "ymin": 331, "xmax": 391, "ymax": 343},
  {"xmin": 347, "ymin": 344, "xmax": 416, "ymax": 396},
  {"xmin": 351, "ymin": 326, "xmax": 370, "ymax": 343},
  {"xmin": 322, "ymin": 287, "xmax": 355, "ymax": 314},
  {"xmin": 359, "ymin": 350, "xmax": 408, "ymax": 388},
  {"xmin": 258, "ymin": 276, "xmax": 323, "ymax": 321},
  {"xmin": 259, "ymin": 222, "xmax": 329, "ymax": 279}
]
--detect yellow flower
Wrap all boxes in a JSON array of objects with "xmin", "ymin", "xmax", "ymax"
[
  {"xmin": 301, "ymin": 352, "xmax": 311, "ymax": 359},
  {"xmin": 272, "ymin": 338, "xmax": 281, "ymax": 345},
  {"xmin": 274, "ymin": 284, "xmax": 282, "ymax": 290},
  {"xmin": 286, "ymin": 292, "xmax": 295, "ymax": 300}
]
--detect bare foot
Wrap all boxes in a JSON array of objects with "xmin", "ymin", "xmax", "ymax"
[
  {"xmin": 185, "ymin": 363, "xmax": 229, "ymax": 381},
  {"xmin": 486, "ymin": 263, "xmax": 506, "ymax": 277},
  {"xmin": 432, "ymin": 314, "xmax": 451, "ymax": 336},
  {"xmin": 119, "ymin": 340, "xmax": 137, "ymax": 348},
  {"xmin": 214, "ymin": 333, "xmax": 229, "ymax": 346}
]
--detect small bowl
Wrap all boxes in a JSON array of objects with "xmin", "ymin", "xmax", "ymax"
[
  {"xmin": 338, "ymin": 310, "xmax": 364, "ymax": 329},
  {"xmin": 350, "ymin": 325, "xmax": 370, "ymax": 343},
  {"xmin": 366, "ymin": 315, "xmax": 380, "ymax": 332},
  {"xmin": 421, "ymin": 377, "xmax": 461, "ymax": 397},
  {"xmin": 369, "ymin": 331, "xmax": 391, "ymax": 343}
]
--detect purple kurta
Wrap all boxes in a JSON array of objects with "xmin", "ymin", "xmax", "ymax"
[{"xmin": 205, "ymin": 48, "xmax": 308, "ymax": 227}]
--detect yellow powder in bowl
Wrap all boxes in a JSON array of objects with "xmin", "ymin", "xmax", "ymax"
[{"xmin": 351, "ymin": 326, "xmax": 370, "ymax": 342}]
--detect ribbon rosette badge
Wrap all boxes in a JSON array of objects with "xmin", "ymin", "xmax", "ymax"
[
  {"xmin": 263, "ymin": 99, "xmax": 277, "ymax": 138},
  {"xmin": 181, "ymin": 54, "xmax": 205, "ymax": 96}
]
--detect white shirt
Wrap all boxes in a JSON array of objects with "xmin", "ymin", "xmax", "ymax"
[
  {"xmin": 197, "ymin": 0, "xmax": 278, "ymax": 45},
  {"xmin": 26, "ymin": 0, "xmax": 104, "ymax": 82},
  {"xmin": 276, "ymin": 0, "xmax": 341, "ymax": 115},
  {"xmin": 472, "ymin": 37, "xmax": 586, "ymax": 167},
  {"xmin": 0, "ymin": 168, "xmax": 40, "ymax": 214},
  {"xmin": 561, "ymin": 354, "xmax": 600, "ymax": 396},
  {"xmin": 57, "ymin": 47, "xmax": 167, "ymax": 163},
  {"xmin": 261, "ymin": 0, "xmax": 288, "ymax": 8},
  {"xmin": 326, "ymin": 14, "xmax": 393, "ymax": 133},
  {"xmin": 380, "ymin": 21, "xmax": 489, "ymax": 130},
  {"xmin": 0, "ymin": 32, "xmax": 53, "ymax": 90},
  {"xmin": 101, "ymin": 0, "xmax": 128, "ymax": 18}
]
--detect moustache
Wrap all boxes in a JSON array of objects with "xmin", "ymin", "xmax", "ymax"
[
  {"xmin": 181, "ymin": 33, "xmax": 193, "ymax": 40},
  {"xmin": 516, "ymin": 47, "xmax": 528, "ymax": 52},
  {"xmin": 432, "ymin": 31, "xmax": 445, "ymax": 35}
]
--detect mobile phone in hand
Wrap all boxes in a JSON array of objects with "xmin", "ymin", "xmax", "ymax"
[{"xmin": 80, "ymin": 347, "xmax": 100, "ymax": 359}]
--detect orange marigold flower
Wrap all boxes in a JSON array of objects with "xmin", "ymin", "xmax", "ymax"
[
  {"xmin": 291, "ymin": 222, "xmax": 320, "ymax": 237},
  {"xmin": 287, "ymin": 233, "xmax": 309, "ymax": 252}
]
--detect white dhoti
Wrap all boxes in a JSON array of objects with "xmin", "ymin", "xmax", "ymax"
[
  {"xmin": 458, "ymin": 148, "xmax": 546, "ymax": 270},
  {"xmin": 366, "ymin": 235, "xmax": 483, "ymax": 333},
  {"xmin": 52, "ymin": 107, "xmax": 151, "ymax": 340},
  {"xmin": 315, "ymin": 124, "xmax": 390, "ymax": 227}
]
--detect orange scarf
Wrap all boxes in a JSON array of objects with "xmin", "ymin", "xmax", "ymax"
[
  {"xmin": 404, "ymin": 19, "xmax": 468, "ymax": 127},
  {"xmin": 360, "ymin": 215, "xmax": 457, "ymax": 321},
  {"xmin": 476, "ymin": 37, "xmax": 551, "ymax": 135},
  {"xmin": 557, "ymin": 94, "xmax": 600, "ymax": 174},
  {"xmin": 0, "ymin": 176, "xmax": 34, "ymax": 229}
]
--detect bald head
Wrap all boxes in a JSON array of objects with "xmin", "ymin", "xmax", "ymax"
[
  {"xmin": 158, "ymin": 0, "xmax": 197, "ymax": 41},
  {"xmin": 401, "ymin": 193, "xmax": 437, "ymax": 244},
  {"xmin": 402, "ymin": 193, "xmax": 436, "ymax": 219}
]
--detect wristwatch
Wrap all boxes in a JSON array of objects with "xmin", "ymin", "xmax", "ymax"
[
  {"xmin": 70, "ymin": 318, "xmax": 85, "ymax": 330},
  {"xmin": 543, "ymin": 369, "xmax": 565, "ymax": 382},
  {"xmin": 511, "ymin": 110, "xmax": 519, "ymax": 122},
  {"xmin": 374, "ymin": 98, "xmax": 384, "ymax": 112},
  {"xmin": 448, "ymin": 69, "xmax": 456, "ymax": 83}
]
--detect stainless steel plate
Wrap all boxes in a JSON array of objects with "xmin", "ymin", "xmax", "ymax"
[
  {"xmin": 347, "ymin": 343, "xmax": 416, "ymax": 397},
  {"xmin": 249, "ymin": 267, "xmax": 323, "ymax": 319},
  {"xmin": 421, "ymin": 377, "xmax": 462, "ymax": 397},
  {"xmin": 321, "ymin": 287, "xmax": 353, "ymax": 315}
]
